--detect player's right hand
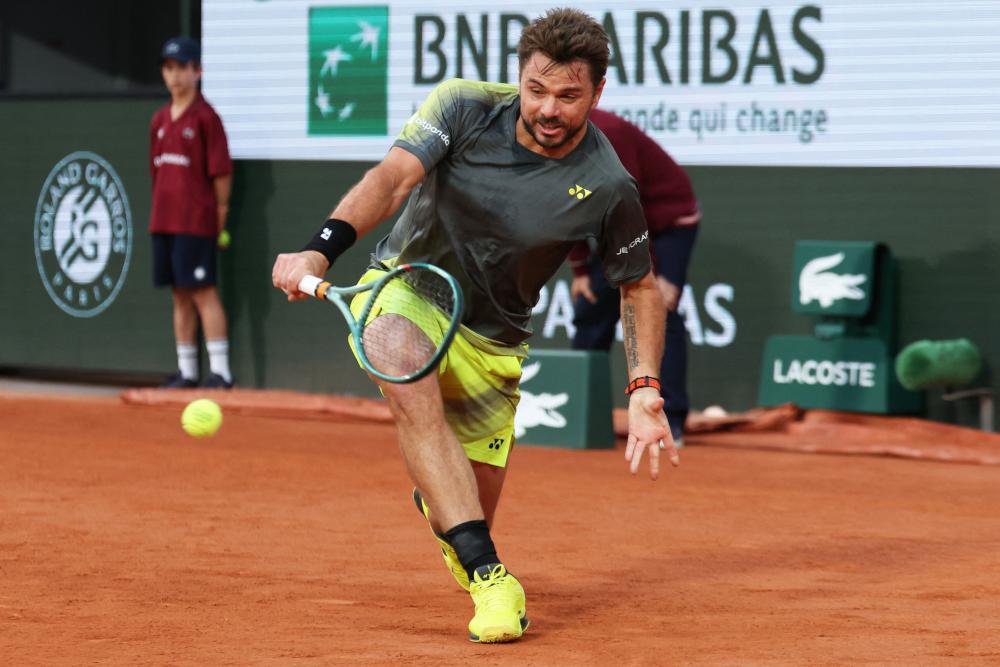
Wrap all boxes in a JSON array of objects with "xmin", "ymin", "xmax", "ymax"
[
  {"xmin": 271, "ymin": 250, "xmax": 330, "ymax": 302},
  {"xmin": 625, "ymin": 389, "xmax": 679, "ymax": 480},
  {"xmin": 570, "ymin": 275, "xmax": 597, "ymax": 304}
]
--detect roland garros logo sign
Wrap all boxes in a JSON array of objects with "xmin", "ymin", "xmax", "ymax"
[{"xmin": 34, "ymin": 152, "xmax": 132, "ymax": 317}]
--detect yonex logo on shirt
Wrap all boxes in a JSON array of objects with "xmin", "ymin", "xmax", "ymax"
[{"xmin": 568, "ymin": 184, "xmax": 592, "ymax": 200}]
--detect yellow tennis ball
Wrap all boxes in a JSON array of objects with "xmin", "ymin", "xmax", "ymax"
[
  {"xmin": 217, "ymin": 229, "xmax": 231, "ymax": 249},
  {"xmin": 181, "ymin": 399, "xmax": 223, "ymax": 437}
]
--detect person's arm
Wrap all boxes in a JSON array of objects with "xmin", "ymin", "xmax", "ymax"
[
  {"xmin": 567, "ymin": 241, "xmax": 590, "ymax": 277},
  {"xmin": 202, "ymin": 108, "xmax": 233, "ymax": 240},
  {"xmin": 213, "ymin": 174, "xmax": 231, "ymax": 234},
  {"xmin": 620, "ymin": 271, "xmax": 679, "ymax": 479},
  {"xmin": 271, "ymin": 147, "xmax": 426, "ymax": 300},
  {"xmin": 590, "ymin": 179, "xmax": 674, "ymax": 478},
  {"xmin": 568, "ymin": 241, "xmax": 597, "ymax": 303},
  {"xmin": 328, "ymin": 146, "xmax": 425, "ymax": 238},
  {"xmin": 149, "ymin": 117, "xmax": 158, "ymax": 185}
]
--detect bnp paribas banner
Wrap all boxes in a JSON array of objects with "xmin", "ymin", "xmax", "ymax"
[{"xmin": 202, "ymin": 1, "xmax": 1000, "ymax": 166}]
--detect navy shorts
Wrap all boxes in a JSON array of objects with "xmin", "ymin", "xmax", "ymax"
[{"xmin": 151, "ymin": 233, "xmax": 218, "ymax": 289}]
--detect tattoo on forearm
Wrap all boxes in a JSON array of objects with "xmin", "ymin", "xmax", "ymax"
[{"xmin": 623, "ymin": 304, "xmax": 639, "ymax": 371}]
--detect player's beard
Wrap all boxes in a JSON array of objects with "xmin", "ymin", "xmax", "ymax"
[{"xmin": 521, "ymin": 114, "xmax": 587, "ymax": 150}]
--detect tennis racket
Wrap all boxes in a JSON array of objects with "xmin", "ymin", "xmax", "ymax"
[{"xmin": 298, "ymin": 263, "xmax": 464, "ymax": 384}]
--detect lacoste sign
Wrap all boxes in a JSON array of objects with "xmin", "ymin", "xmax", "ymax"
[
  {"xmin": 792, "ymin": 242, "xmax": 874, "ymax": 317},
  {"xmin": 759, "ymin": 335, "xmax": 897, "ymax": 413},
  {"xmin": 798, "ymin": 252, "xmax": 866, "ymax": 309},
  {"xmin": 772, "ymin": 358, "xmax": 876, "ymax": 387},
  {"xmin": 513, "ymin": 351, "xmax": 614, "ymax": 449},
  {"xmin": 513, "ymin": 361, "xmax": 570, "ymax": 439}
]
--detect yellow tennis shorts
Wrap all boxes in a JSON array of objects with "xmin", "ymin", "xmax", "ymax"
[{"xmin": 348, "ymin": 266, "xmax": 526, "ymax": 468}]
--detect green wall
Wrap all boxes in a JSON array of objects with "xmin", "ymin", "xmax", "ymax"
[
  {"xmin": 2, "ymin": 98, "xmax": 169, "ymax": 373},
  {"xmin": 680, "ymin": 165, "xmax": 998, "ymax": 426},
  {"xmin": 2, "ymin": 98, "xmax": 997, "ymax": 428}
]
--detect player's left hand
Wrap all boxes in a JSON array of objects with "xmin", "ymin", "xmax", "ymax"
[{"xmin": 625, "ymin": 388, "xmax": 679, "ymax": 480}]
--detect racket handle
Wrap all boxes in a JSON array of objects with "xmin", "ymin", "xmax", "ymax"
[{"xmin": 298, "ymin": 275, "xmax": 327, "ymax": 298}]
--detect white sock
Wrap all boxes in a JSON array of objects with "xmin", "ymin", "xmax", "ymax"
[
  {"xmin": 206, "ymin": 339, "xmax": 232, "ymax": 383},
  {"xmin": 177, "ymin": 343, "xmax": 199, "ymax": 381}
]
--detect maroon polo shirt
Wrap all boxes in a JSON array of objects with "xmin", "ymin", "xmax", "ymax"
[
  {"xmin": 149, "ymin": 94, "xmax": 232, "ymax": 238},
  {"xmin": 568, "ymin": 108, "xmax": 699, "ymax": 276}
]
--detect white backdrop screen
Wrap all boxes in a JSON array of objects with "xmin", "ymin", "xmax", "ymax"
[{"xmin": 203, "ymin": 0, "xmax": 1000, "ymax": 166}]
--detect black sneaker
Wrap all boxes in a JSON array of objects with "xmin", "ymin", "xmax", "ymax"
[
  {"xmin": 202, "ymin": 373, "xmax": 233, "ymax": 389},
  {"xmin": 161, "ymin": 371, "xmax": 197, "ymax": 389}
]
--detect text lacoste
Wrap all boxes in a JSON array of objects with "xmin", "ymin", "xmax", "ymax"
[
  {"xmin": 153, "ymin": 153, "xmax": 191, "ymax": 168},
  {"xmin": 772, "ymin": 359, "xmax": 876, "ymax": 388},
  {"xmin": 617, "ymin": 230, "xmax": 649, "ymax": 256}
]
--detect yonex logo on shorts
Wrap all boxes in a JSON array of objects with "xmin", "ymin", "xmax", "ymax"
[{"xmin": 34, "ymin": 151, "xmax": 133, "ymax": 318}]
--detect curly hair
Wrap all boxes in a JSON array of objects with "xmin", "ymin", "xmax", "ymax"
[{"xmin": 517, "ymin": 8, "xmax": 609, "ymax": 88}]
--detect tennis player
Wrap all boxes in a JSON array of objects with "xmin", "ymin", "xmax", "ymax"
[{"xmin": 272, "ymin": 8, "xmax": 679, "ymax": 643}]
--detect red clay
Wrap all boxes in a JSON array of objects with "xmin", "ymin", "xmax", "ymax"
[{"xmin": 2, "ymin": 393, "xmax": 999, "ymax": 666}]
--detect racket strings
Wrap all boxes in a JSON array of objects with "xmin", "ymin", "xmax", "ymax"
[
  {"xmin": 399, "ymin": 269, "xmax": 458, "ymax": 318},
  {"xmin": 360, "ymin": 268, "xmax": 459, "ymax": 379}
]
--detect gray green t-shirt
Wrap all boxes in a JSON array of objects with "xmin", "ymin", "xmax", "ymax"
[{"xmin": 375, "ymin": 78, "xmax": 651, "ymax": 345}]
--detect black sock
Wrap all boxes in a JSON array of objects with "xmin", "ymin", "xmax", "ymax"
[{"xmin": 444, "ymin": 520, "xmax": 499, "ymax": 580}]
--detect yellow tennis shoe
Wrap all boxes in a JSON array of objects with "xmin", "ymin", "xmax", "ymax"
[
  {"xmin": 468, "ymin": 563, "xmax": 529, "ymax": 643},
  {"xmin": 412, "ymin": 488, "xmax": 470, "ymax": 591}
]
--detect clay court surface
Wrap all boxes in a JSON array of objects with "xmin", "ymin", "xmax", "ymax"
[{"xmin": 2, "ymin": 393, "xmax": 1000, "ymax": 666}]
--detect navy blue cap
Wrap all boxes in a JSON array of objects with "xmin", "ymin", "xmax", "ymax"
[{"xmin": 161, "ymin": 36, "xmax": 200, "ymax": 64}]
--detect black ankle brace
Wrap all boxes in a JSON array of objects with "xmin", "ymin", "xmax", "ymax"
[{"xmin": 444, "ymin": 520, "xmax": 499, "ymax": 579}]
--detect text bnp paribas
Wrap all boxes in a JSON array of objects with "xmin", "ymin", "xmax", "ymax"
[{"xmin": 413, "ymin": 7, "xmax": 826, "ymax": 144}]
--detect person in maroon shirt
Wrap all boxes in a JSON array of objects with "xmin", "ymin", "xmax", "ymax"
[
  {"xmin": 568, "ymin": 108, "xmax": 700, "ymax": 444},
  {"xmin": 150, "ymin": 36, "xmax": 234, "ymax": 389}
]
